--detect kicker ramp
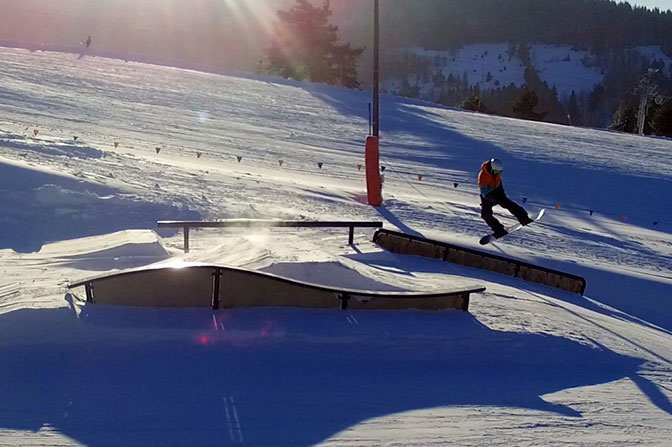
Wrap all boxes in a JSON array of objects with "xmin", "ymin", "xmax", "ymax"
[
  {"xmin": 69, "ymin": 263, "xmax": 484, "ymax": 311},
  {"xmin": 373, "ymin": 229, "xmax": 586, "ymax": 294}
]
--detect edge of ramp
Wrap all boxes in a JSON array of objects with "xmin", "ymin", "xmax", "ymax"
[
  {"xmin": 69, "ymin": 263, "xmax": 485, "ymax": 311},
  {"xmin": 373, "ymin": 229, "xmax": 586, "ymax": 294}
]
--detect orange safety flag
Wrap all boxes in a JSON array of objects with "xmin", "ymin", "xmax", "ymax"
[
  {"xmin": 357, "ymin": 164, "xmax": 362, "ymax": 171},
  {"xmin": 33, "ymin": 129, "xmax": 39, "ymax": 136},
  {"xmin": 555, "ymin": 204, "xmax": 561, "ymax": 210},
  {"xmin": 278, "ymin": 160, "xmax": 284, "ymax": 166},
  {"xmin": 620, "ymin": 216, "xmax": 627, "ymax": 222},
  {"xmin": 196, "ymin": 152, "xmax": 202, "ymax": 158},
  {"xmin": 418, "ymin": 174, "xmax": 423, "ymax": 181},
  {"xmin": 114, "ymin": 142, "xmax": 119, "ymax": 148}
]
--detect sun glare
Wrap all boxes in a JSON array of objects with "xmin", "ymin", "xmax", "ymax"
[{"xmin": 223, "ymin": 0, "xmax": 279, "ymax": 37}]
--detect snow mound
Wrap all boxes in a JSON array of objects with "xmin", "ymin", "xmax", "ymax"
[
  {"xmin": 33, "ymin": 183, "xmax": 105, "ymax": 206},
  {"xmin": 0, "ymin": 158, "xmax": 200, "ymax": 253},
  {"xmin": 41, "ymin": 229, "xmax": 171, "ymax": 271},
  {"xmin": 180, "ymin": 235, "xmax": 279, "ymax": 269},
  {"xmin": 41, "ymin": 229, "xmax": 169, "ymax": 257},
  {"xmin": 261, "ymin": 261, "xmax": 406, "ymax": 291}
]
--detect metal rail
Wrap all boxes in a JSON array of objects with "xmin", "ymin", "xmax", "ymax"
[{"xmin": 157, "ymin": 220, "xmax": 384, "ymax": 253}]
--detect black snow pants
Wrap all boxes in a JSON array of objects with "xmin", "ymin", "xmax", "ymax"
[{"xmin": 480, "ymin": 187, "xmax": 529, "ymax": 235}]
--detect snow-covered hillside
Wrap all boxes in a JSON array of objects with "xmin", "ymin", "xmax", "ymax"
[
  {"xmin": 532, "ymin": 44, "xmax": 604, "ymax": 97},
  {"xmin": 385, "ymin": 43, "xmax": 671, "ymax": 102},
  {"xmin": 0, "ymin": 46, "xmax": 671, "ymax": 446}
]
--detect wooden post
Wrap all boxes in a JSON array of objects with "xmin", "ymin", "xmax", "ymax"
[
  {"xmin": 212, "ymin": 268, "xmax": 222, "ymax": 310},
  {"xmin": 184, "ymin": 226, "xmax": 190, "ymax": 254},
  {"xmin": 85, "ymin": 283, "xmax": 94, "ymax": 303}
]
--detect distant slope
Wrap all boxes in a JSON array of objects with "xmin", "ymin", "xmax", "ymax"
[
  {"xmin": 0, "ymin": 46, "xmax": 671, "ymax": 447},
  {"xmin": 0, "ymin": 46, "xmax": 671, "ymax": 324}
]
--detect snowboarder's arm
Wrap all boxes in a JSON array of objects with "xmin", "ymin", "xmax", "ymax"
[{"xmin": 480, "ymin": 183, "xmax": 503, "ymax": 197}]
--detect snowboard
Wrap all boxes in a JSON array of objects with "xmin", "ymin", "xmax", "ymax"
[{"xmin": 479, "ymin": 208, "xmax": 545, "ymax": 245}]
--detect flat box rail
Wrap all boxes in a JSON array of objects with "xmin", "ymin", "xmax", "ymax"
[
  {"xmin": 69, "ymin": 263, "xmax": 485, "ymax": 311},
  {"xmin": 374, "ymin": 229, "xmax": 587, "ymax": 294},
  {"xmin": 157, "ymin": 220, "xmax": 384, "ymax": 253}
]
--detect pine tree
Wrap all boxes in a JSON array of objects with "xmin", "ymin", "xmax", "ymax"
[
  {"xmin": 566, "ymin": 91, "xmax": 584, "ymax": 126},
  {"xmin": 265, "ymin": 0, "xmax": 364, "ymax": 88},
  {"xmin": 512, "ymin": 89, "xmax": 546, "ymax": 121},
  {"xmin": 608, "ymin": 103, "xmax": 638, "ymax": 133},
  {"xmin": 462, "ymin": 93, "xmax": 489, "ymax": 113},
  {"xmin": 652, "ymin": 100, "xmax": 672, "ymax": 137}
]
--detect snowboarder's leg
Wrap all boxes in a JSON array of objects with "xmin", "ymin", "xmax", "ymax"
[
  {"xmin": 481, "ymin": 196, "xmax": 507, "ymax": 237},
  {"xmin": 499, "ymin": 195, "xmax": 533, "ymax": 225}
]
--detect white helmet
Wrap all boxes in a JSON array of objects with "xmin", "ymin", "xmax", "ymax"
[{"xmin": 489, "ymin": 158, "xmax": 503, "ymax": 174}]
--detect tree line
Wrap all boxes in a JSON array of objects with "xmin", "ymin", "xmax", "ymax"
[
  {"xmin": 373, "ymin": 0, "xmax": 672, "ymax": 56},
  {"xmin": 382, "ymin": 43, "xmax": 672, "ymax": 135},
  {"xmin": 262, "ymin": 0, "xmax": 672, "ymax": 136}
]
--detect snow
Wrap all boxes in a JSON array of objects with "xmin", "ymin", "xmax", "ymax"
[
  {"xmin": 414, "ymin": 43, "xmax": 528, "ymax": 88},
  {"xmin": 531, "ymin": 45, "xmax": 604, "ymax": 98},
  {"xmin": 0, "ymin": 46, "xmax": 671, "ymax": 446},
  {"xmin": 389, "ymin": 43, "xmax": 672, "ymax": 101},
  {"xmin": 636, "ymin": 45, "xmax": 672, "ymax": 75},
  {"xmin": 387, "ymin": 43, "xmax": 610, "ymax": 100}
]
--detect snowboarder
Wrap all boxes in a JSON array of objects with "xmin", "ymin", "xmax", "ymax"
[{"xmin": 478, "ymin": 158, "xmax": 533, "ymax": 239}]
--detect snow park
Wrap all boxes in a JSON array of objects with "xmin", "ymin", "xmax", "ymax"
[{"xmin": 1, "ymin": 3, "xmax": 672, "ymax": 447}]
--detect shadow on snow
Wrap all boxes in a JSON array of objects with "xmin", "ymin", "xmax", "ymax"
[
  {"xmin": 0, "ymin": 301, "xmax": 668, "ymax": 446},
  {"xmin": 0, "ymin": 159, "xmax": 200, "ymax": 253}
]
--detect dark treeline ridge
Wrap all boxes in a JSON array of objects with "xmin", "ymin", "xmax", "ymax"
[
  {"xmin": 345, "ymin": 0, "xmax": 672, "ymax": 134},
  {"xmin": 377, "ymin": 0, "xmax": 672, "ymax": 55}
]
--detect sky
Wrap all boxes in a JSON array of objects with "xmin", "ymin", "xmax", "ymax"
[{"xmin": 629, "ymin": 0, "xmax": 672, "ymax": 11}]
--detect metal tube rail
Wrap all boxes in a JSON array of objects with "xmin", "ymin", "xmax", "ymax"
[{"xmin": 157, "ymin": 220, "xmax": 384, "ymax": 253}]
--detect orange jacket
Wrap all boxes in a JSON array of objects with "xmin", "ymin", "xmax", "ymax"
[{"xmin": 478, "ymin": 161, "xmax": 501, "ymax": 196}]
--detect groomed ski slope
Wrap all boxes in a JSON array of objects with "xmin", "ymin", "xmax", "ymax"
[{"xmin": 0, "ymin": 47, "xmax": 671, "ymax": 446}]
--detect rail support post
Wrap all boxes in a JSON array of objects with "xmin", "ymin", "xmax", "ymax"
[{"xmin": 212, "ymin": 268, "xmax": 222, "ymax": 310}]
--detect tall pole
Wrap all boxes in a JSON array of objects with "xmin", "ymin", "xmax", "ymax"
[
  {"xmin": 365, "ymin": 0, "xmax": 382, "ymax": 207},
  {"xmin": 373, "ymin": 0, "xmax": 380, "ymax": 137},
  {"xmin": 637, "ymin": 68, "xmax": 658, "ymax": 135},
  {"xmin": 638, "ymin": 85, "xmax": 648, "ymax": 136}
]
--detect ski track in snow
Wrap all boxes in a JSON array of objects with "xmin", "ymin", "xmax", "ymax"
[{"xmin": 0, "ymin": 47, "xmax": 671, "ymax": 446}]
